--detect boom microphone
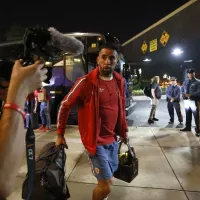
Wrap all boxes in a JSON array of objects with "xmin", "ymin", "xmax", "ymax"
[
  {"xmin": 23, "ymin": 26, "xmax": 84, "ymax": 83},
  {"xmin": 48, "ymin": 27, "xmax": 84, "ymax": 55},
  {"xmin": 24, "ymin": 26, "xmax": 84, "ymax": 60}
]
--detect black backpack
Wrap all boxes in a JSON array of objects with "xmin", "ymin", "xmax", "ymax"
[
  {"xmin": 143, "ymin": 84, "xmax": 152, "ymax": 98},
  {"xmin": 22, "ymin": 142, "xmax": 70, "ymax": 200}
]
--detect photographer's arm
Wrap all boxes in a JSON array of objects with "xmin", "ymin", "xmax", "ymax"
[
  {"xmin": 0, "ymin": 60, "xmax": 47, "ymax": 198},
  {"xmin": 0, "ymin": 86, "xmax": 27, "ymax": 197}
]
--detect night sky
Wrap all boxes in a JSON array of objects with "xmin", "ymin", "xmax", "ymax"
[{"xmin": 0, "ymin": 0, "xmax": 189, "ymax": 43}]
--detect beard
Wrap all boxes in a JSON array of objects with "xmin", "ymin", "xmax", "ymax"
[{"xmin": 99, "ymin": 66, "xmax": 114, "ymax": 77}]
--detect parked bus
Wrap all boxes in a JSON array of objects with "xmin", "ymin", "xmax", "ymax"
[
  {"xmin": 44, "ymin": 32, "xmax": 137, "ymax": 124},
  {"xmin": 0, "ymin": 32, "xmax": 138, "ymax": 124}
]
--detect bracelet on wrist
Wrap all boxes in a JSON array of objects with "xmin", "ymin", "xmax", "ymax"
[{"xmin": 3, "ymin": 103, "xmax": 26, "ymax": 121}]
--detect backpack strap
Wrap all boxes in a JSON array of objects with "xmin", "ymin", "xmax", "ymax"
[{"xmin": 25, "ymin": 127, "xmax": 36, "ymax": 200}]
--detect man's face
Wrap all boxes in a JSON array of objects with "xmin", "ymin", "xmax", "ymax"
[
  {"xmin": 97, "ymin": 48, "xmax": 118, "ymax": 77},
  {"xmin": 171, "ymin": 80, "xmax": 176, "ymax": 85},
  {"xmin": 187, "ymin": 72, "xmax": 195, "ymax": 79}
]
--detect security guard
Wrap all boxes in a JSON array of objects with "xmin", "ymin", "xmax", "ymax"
[
  {"xmin": 181, "ymin": 68, "xmax": 200, "ymax": 136},
  {"xmin": 166, "ymin": 77, "xmax": 183, "ymax": 124}
]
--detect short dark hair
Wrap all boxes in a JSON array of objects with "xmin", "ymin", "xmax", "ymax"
[
  {"xmin": 187, "ymin": 68, "xmax": 195, "ymax": 73},
  {"xmin": 99, "ymin": 42, "xmax": 120, "ymax": 53}
]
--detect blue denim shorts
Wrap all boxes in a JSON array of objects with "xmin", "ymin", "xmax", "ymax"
[{"xmin": 87, "ymin": 141, "xmax": 119, "ymax": 180}]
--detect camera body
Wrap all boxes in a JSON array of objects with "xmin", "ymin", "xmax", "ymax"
[{"xmin": 0, "ymin": 26, "xmax": 64, "ymax": 85}]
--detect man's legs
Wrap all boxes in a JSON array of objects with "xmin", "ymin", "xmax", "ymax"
[
  {"xmin": 148, "ymin": 105, "xmax": 157, "ymax": 124},
  {"xmin": 191, "ymin": 101, "xmax": 200, "ymax": 136},
  {"xmin": 39, "ymin": 103, "xmax": 47, "ymax": 128},
  {"xmin": 44, "ymin": 102, "xmax": 51, "ymax": 130},
  {"xmin": 181, "ymin": 100, "xmax": 192, "ymax": 131},
  {"xmin": 167, "ymin": 101, "xmax": 174, "ymax": 123},
  {"xmin": 174, "ymin": 101, "xmax": 183, "ymax": 123},
  {"xmin": 88, "ymin": 141, "xmax": 118, "ymax": 200},
  {"xmin": 93, "ymin": 179, "xmax": 112, "ymax": 200}
]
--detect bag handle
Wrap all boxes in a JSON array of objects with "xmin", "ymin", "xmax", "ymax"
[
  {"xmin": 118, "ymin": 140, "xmax": 135, "ymax": 159},
  {"xmin": 36, "ymin": 143, "xmax": 67, "ymax": 162}
]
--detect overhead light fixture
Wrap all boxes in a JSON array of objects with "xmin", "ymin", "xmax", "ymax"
[
  {"xmin": 171, "ymin": 48, "xmax": 183, "ymax": 56},
  {"xmin": 45, "ymin": 61, "xmax": 52, "ymax": 65},
  {"xmin": 74, "ymin": 58, "xmax": 81, "ymax": 62},
  {"xmin": 184, "ymin": 60, "xmax": 193, "ymax": 63},
  {"xmin": 143, "ymin": 58, "xmax": 151, "ymax": 62}
]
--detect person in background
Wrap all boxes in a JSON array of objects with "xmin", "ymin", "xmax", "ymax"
[
  {"xmin": 34, "ymin": 86, "xmax": 51, "ymax": 132},
  {"xmin": 166, "ymin": 77, "xmax": 183, "ymax": 125},
  {"xmin": 181, "ymin": 68, "xmax": 200, "ymax": 136},
  {"xmin": 24, "ymin": 92, "xmax": 36, "ymax": 128},
  {"xmin": 148, "ymin": 76, "xmax": 162, "ymax": 124},
  {"xmin": 0, "ymin": 59, "xmax": 47, "ymax": 198}
]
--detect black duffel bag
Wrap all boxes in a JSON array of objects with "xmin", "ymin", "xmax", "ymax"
[
  {"xmin": 114, "ymin": 141, "xmax": 138, "ymax": 183},
  {"xmin": 22, "ymin": 142, "xmax": 70, "ymax": 200}
]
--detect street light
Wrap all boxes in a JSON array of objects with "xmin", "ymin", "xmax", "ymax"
[
  {"xmin": 171, "ymin": 48, "xmax": 183, "ymax": 56},
  {"xmin": 184, "ymin": 60, "xmax": 193, "ymax": 63},
  {"xmin": 143, "ymin": 58, "xmax": 151, "ymax": 62}
]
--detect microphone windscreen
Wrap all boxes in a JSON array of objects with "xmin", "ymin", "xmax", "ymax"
[{"xmin": 48, "ymin": 27, "xmax": 84, "ymax": 55}]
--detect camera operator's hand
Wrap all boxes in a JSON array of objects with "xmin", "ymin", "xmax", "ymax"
[
  {"xmin": 6, "ymin": 60, "xmax": 47, "ymax": 107},
  {"xmin": 0, "ymin": 60, "xmax": 48, "ymax": 198},
  {"xmin": 11, "ymin": 59, "xmax": 47, "ymax": 92}
]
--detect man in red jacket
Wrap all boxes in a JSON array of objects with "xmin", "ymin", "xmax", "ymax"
[{"xmin": 56, "ymin": 43, "xmax": 128, "ymax": 200}]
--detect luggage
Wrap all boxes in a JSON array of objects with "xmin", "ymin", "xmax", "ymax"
[
  {"xmin": 143, "ymin": 84, "xmax": 152, "ymax": 98},
  {"xmin": 29, "ymin": 113, "xmax": 39, "ymax": 129},
  {"xmin": 22, "ymin": 142, "xmax": 70, "ymax": 200},
  {"xmin": 114, "ymin": 141, "xmax": 138, "ymax": 183}
]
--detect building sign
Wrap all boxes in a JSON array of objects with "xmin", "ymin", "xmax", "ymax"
[
  {"xmin": 141, "ymin": 41, "xmax": 148, "ymax": 54},
  {"xmin": 91, "ymin": 43, "xmax": 97, "ymax": 48},
  {"xmin": 150, "ymin": 39, "xmax": 157, "ymax": 52},
  {"xmin": 160, "ymin": 31, "xmax": 170, "ymax": 47}
]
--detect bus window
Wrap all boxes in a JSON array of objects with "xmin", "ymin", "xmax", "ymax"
[{"xmin": 64, "ymin": 55, "xmax": 85, "ymax": 83}]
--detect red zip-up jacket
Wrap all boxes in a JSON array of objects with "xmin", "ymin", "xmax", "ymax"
[{"xmin": 57, "ymin": 67, "xmax": 128, "ymax": 155}]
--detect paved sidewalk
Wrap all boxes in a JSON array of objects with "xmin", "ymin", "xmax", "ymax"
[
  {"xmin": 8, "ymin": 125, "xmax": 200, "ymax": 200},
  {"xmin": 126, "ymin": 96, "xmax": 196, "ymax": 128}
]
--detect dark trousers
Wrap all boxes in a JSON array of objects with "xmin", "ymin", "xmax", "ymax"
[
  {"xmin": 183, "ymin": 100, "xmax": 200, "ymax": 131},
  {"xmin": 167, "ymin": 101, "xmax": 183, "ymax": 122}
]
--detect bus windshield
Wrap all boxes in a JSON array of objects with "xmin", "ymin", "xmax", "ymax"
[{"xmin": 63, "ymin": 33, "xmax": 105, "ymax": 82}]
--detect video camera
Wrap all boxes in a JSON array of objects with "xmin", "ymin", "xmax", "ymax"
[{"xmin": 0, "ymin": 26, "xmax": 64, "ymax": 85}]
